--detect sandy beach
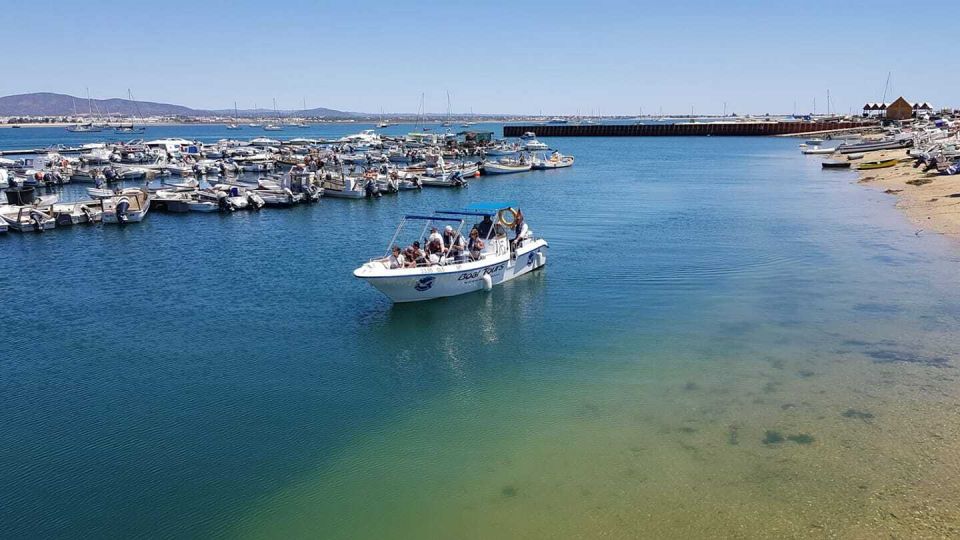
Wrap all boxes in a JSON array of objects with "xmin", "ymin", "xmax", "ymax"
[{"xmin": 849, "ymin": 148, "xmax": 960, "ymax": 239}]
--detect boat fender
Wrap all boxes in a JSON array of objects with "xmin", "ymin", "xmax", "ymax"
[
  {"xmin": 482, "ymin": 273, "xmax": 493, "ymax": 291},
  {"xmin": 536, "ymin": 252, "xmax": 546, "ymax": 267}
]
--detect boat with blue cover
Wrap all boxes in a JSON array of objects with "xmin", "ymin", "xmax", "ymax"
[{"xmin": 353, "ymin": 202, "xmax": 548, "ymax": 302}]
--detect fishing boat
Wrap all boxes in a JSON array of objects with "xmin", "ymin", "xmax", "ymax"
[
  {"xmin": 857, "ymin": 159, "xmax": 898, "ymax": 170},
  {"xmin": 483, "ymin": 158, "xmax": 532, "ymax": 175},
  {"xmin": 821, "ymin": 161, "xmax": 851, "ymax": 169},
  {"xmin": 353, "ymin": 202, "xmax": 548, "ymax": 302},
  {"xmin": 0, "ymin": 206, "xmax": 56, "ymax": 232},
  {"xmin": 101, "ymin": 188, "xmax": 150, "ymax": 224},
  {"xmin": 532, "ymin": 152, "xmax": 575, "ymax": 169}
]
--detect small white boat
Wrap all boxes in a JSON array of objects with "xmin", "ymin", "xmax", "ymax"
[
  {"xmin": 483, "ymin": 158, "xmax": 532, "ymax": 175},
  {"xmin": 353, "ymin": 202, "xmax": 548, "ymax": 302},
  {"xmin": 1, "ymin": 206, "xmax": 56, "ymax": 232},
  {"xmin": 51, "ymin": 202, "xmax": 101, "ymax": 225},
  {"xmin": 187, "ymin": 200, "xmax": 219, "ymax": 213},
  {"xmin": 263, "ymin": 124, "xmax": 284, "ymax": 131},
  {"xmin": 520, "ymin": 131, "xmax": 537, "ymax": 140},
  {"xmin": 101, "ymin": 188, "xmax": 151, "ymax": 224},
  {"xmin": 801, "ymin": 146, "xmax": 836, "ymax": 155},
  {"xmin": 847, "ymin": 153, "xmax": 865, "ymax": 161},
  {"xmin": 532, "ymin": 152, "xmax": 575, "ymax": 169}
]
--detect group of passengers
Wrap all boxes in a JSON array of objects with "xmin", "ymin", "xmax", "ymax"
[{"xmin": 384, "ymin": 211, "xmax": 529, "ymax": 269}]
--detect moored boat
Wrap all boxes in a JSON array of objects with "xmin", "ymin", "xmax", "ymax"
[
  {"xmin": 483, "ymin": 158, "xmax": 532, "ymax": 175},
  {"xmin": 101, "ymin": 188, "xmax": 151, "ymax": 224},
  {"xmin": 532, "ymin": 152, "xmax": 574, "ymax": 170},
  {"xmin": 821, "ymin": 160, "xmax": 851, "ymax": 169}
]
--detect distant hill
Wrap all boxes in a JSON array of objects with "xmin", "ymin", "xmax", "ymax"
[{"xmin": 0, "ymin": 92, "xmax": 353, "ymax": 118}]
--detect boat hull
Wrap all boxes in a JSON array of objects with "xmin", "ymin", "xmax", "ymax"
[{"xmin": 354, "ymin": 240, "xmax": 548, "ymax": 302}]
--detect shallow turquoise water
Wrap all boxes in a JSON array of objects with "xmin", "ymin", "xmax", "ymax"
[{"xmin": 1, "ymin": 126, "xmax": 958, "ymax": 537}]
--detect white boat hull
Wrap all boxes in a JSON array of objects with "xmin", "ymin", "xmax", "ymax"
[
  {"xmin": 483, "ymin": 162, "xmax": 532, "ymax": 174},
  {"xmin": 354, "ymin": 240, "xmax": 548, "ymax": 302}
]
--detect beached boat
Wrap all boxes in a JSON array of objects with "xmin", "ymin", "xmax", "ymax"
[
  {"xmin": 857, "ymin": 159, "xmax": 898, "ymax": 170},
  {"xmin": 483, "ymin": 158, "xmax": 532, "ymax": 175},
  {"xmin": 846, "ymin": 153, "xmax": 865, "ymax": 161},
  {"xmin": 837, "ymin": 138, "xmax": 912, "ymax": 154},
  {"xmin": 821, "ymin": 161, "xmax": 851, "ymax": 169},
  {"xmin": 353, "ymin": 202, "xmax": 548, "ymax": 302},
  {"xmin": 801, "ymin": 146, "xmax": 835, "ymax": 155},
  {"xmin": 532, "ymin": 152, "xmax": 575, "ymax": 170},
  {"xmin": 101, "ymin": 189, "xmax": 150, "ymax": 224}
]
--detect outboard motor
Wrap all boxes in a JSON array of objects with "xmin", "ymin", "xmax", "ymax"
[
  {"xmin": 29, "ymin": 210, "xmax": 44, "ymax": 232},
  {"xmin": 451, "ymin": 171, "xmax": 466, "ymax": 187},
  {"xmin": 218, "ymin": 194, "xmax": 233, "ymax": 212},
  {"xmin": 364, "ymin": 179, "xmax": 381, "ymax": 198},
  {"xmin": 104, "ymin": 167, "xmax": 118, "ymax": 183},
  {"xmin": 42, "ymin": 172, "xmax": 53, "ymax": 186},
  {"xmin": 192, "ymin": 164, "xmax": 203, "ymax": 176},
  {"xmin": 115, "ymin": 197, "xmax": 131, "ymax": 224},
  {"xmin": 247, "ymin": 192, "xmax": 265, "ymax": 210}
]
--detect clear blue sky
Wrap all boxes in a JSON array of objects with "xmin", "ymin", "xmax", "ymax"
[{"xmin": 3, "ymin": 0, "xmax": 954, "ymax": 115}]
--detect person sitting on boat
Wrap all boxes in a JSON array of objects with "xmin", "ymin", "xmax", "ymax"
[
  {"xmin": 405, "ymin": 241, "xmax": 425, "ymax": 267},
  {"xmin": 383, "ymin": 246, "xmax": 405, "ymax": 269},
  {"xmin": 425, "ymin": 237, "xmax": 445, "ymax": 264},
  {"xmin": 427, "ymin": 227, "xmax": 445, "ymax": 252},
  {"xmin": 510, "ymin": 209, "xmax": 530, "ymax": 252},
  {"xmin": 468, "ymin": 228, "xmax": 485, "ymax": 261},
  {"xmin": 443, "ymin": 225, "xmax": 466, "ymax": 260}
]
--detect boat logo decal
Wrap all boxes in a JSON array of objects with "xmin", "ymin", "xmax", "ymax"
[{"xmin": 414, "ymin": 276, "xmax": 436, "ymax": 291}]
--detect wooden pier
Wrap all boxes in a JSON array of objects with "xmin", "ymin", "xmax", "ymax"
[{"xmin": 503, "ymin": 121, "xmax": 875, "ymax": 138}]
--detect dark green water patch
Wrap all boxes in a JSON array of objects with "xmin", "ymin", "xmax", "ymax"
[
  {"xmin": 787, "ymin": 433, "xmax": 815, "ymax": 445},
  {"xmin": 501, "ymin": 485, "xmax": 518, "ymax": 497},
  {"xmin": 866, "ymin": 349, "xmax": 950, "ymax": 368},
  {"xmin": 842, "ymin": 409, "xmax": 874, "ymax": 421},
  {"xmin": 762, "ymin": 430, "xmax": 785, "ymax": 445}
]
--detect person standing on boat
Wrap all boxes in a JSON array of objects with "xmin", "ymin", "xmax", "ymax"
[{"xmin": 443, "ymin": 225, "xmax": 465, "ymax": 260}]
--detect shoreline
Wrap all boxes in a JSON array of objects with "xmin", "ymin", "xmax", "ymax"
[{"xmin": 847, "ymin": 148, "xmax": 960, "ymax": 239}]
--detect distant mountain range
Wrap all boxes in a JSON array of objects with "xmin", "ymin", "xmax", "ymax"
[{"xmin": 0, "ymin": 92, "xmax": 353, "ymax": 118}]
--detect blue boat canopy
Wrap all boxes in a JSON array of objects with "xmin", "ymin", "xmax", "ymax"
[
  {"xmin": 436, "ymin": 201, "xmax": 519, "ymax": 217},
  {"xmin": 403, "ymin": 214, "xmax": 464, "ymax": 223}
]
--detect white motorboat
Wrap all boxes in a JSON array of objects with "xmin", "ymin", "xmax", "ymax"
[
  {"xmin": 484, "ymin": 144, "xmax": 520, "ymax": 156},
  {"xmin": 263, "ymin": 124, "xmax": 284, "ymax": 131},
  {"xmin": 320, "ymin": 174, "xmax": 372, "ymax": 199},
  {"xmin": 483, "ymin": 158, "xmax": 532, "ymax": 175},
  {"xmin": 1, "ymin": 206, "xmax": 56, "ymax": 232},
  {"xmin": 80, "ymin": 148, "xmax": 115, "ymax": 164},
  {"xmin": 532, "ymin": 152, "xmax": 575, "ymax": 169},
  {"xmin": 50, "ymin": 202, "xmax": 101, "ymax": 225},
  {"xmin": 353, "ymin": 202, "xmax": 548, "ymax": 302},
  {"xmin": 524, "ymin": 139, "xmax": 549, "ymax": 151},
  {"xmin": 801, "ymin": 146, "xmax": 836, "ymax": 155},
  {"xmin": 101, "ymin": 188, "xmax": 150, "ymax": 224},
  {"xmin": 520, "ymin": 131, "xmax": 537, "ymax": 140}
]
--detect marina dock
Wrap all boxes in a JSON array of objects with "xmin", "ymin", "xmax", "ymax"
[{"xmin": 503, "ymin": 121, "xmax": 875, "ymax": 138}]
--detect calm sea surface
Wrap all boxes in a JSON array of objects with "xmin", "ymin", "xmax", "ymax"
[{"xmin": 1, "ymin": 124, "xmax": 958, "ymax": 537}]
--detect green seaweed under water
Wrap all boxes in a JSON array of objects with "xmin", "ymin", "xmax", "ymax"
[
  {"xmin": 787, "ymin": 433, "xmax": 815, "ymax": 445},
  {"xmin": 762, "ymin": 430, "xmax": 785, "ymax": 444}
]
